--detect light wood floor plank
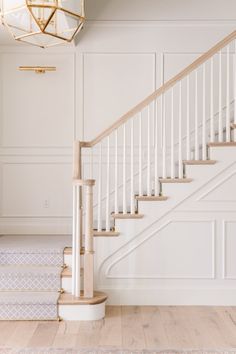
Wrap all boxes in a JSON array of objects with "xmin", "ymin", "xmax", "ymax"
[
  {"xmin": 212, "ymin": 307, "xmax": 236, "ymax": 347},
  {"xmin": 0, "ymin": 322, "xmax": 19, "ymax": 346},
  {"xmin": 52, "ymin": 321, "xmax": 80, "ymax": 348},
  {"xmin": 75, "ymin": 319, "xmax": 104, "ymax": 348},
  {"xmin": 28, "ymin": 322, "xmax": 59, "ymax": 347},
  {"xmin": 121, "ymin": 306, "xmax": 146, "ymax": 349},
  {"xmin": 140, "ymin": 306, "xmax": 169, "ymax": 349},
  {"xmin": 158, "ymin": 306, "xmax": 195, "ymax": 348},
  {"xmin": 5, "ymin": 321, "xmax": 38, "ymax": 348},
  {"xmin": 99, "ymin": 306, "xmax": 122, "ymax": 347},
  {"xmin": 186, "ymin": 307, "xmax": 230, "ymax": 348}
]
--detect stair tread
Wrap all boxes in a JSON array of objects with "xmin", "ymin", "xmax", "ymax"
[
  {"xmin": 61, "ymin": 267, "xmax": 72, "ymax": 277},
  {"xmin": 208, "ymin": 142, "xmax": 236, "ymax": 147},
  {"xmin": 159, "ymin": 178, "xmax": 193, "ymax": 183},
  {"xmin": 136, "ymin": 195, "xmax": 168, "ymax": 201},
  {"xmin": 183, "ymin": 160, "xmax": 217, "ymax": 165},
  {"xmin": 94, "ymin": 231, "xmax": 120, "ymax": 237},
  {"xmin": 112, "ymin": 213, "xmax": 144, "ymax": 219},
  {"xmin": 58, "ymin": 291, "xmax": 108, "ymax": 305},
  {"xmin": 61, "ymin": 267, "xmax": 81, "ymax": 278}
]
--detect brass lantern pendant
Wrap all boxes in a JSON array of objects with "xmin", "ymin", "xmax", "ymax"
[{"xmin": 1, "ymin": 0, "xmax": 85, "ymax": 48}]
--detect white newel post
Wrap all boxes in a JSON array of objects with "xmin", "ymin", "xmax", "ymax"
[{"xmin": 84, "ymin": 179, "xmax": 95, "ymax": 298}]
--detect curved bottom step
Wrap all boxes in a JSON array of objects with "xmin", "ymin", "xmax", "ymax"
[{"xmin": 58, "ymin": 291, "xmax": 107, "ymax": 321}]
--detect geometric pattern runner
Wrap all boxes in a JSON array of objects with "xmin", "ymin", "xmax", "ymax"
[{"xmin": 0, "ymin": 235, "xmax": 70, "ymax": 320}]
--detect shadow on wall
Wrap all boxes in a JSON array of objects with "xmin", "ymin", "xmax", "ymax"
[{"xmin": 74, "ymin": 0, "xmax": 111, "ymax": 46}]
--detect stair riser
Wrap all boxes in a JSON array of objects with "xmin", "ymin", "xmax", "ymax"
[
  {"xmin": 0, "ymin": 276, "xmax": 61, "ymax": 292},
  {"xmin": 64, "ymin": 254, "xmax": 72, "ymax": 268},
  {"xmin": 0, "ymin": 253, "xmax": 63, "ymax": 266},
  {"xmin": 58, "ymin": 302, "xmax": 106, "ymax": 321},
  {"xmin": 0, "ymin": 304, "xmax": 58, "ymax": 321},
  {"xmin": 61, "ymin": 277, "xmax": 83, "ymax": 293}
]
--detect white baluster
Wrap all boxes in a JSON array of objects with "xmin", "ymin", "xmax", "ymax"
[
  {"xmin": 75, "ymin": 185, "xmax": 81, "ymax": 297},
  {"xmin": 73, "ymin": 183, "xmax": 81, "ymax": 298},
  {"xmin": 97, "ymin": 143, "xmax": 102, "ymax": 231},
  {"xmin": 226, "ymin": 45, "xmax": 231, "ymax": 142},
  {"xmin": 130, "ymin": 117, "xmax": 135, "ymax": 213},
  {"xmin": 170, "ymin": 88, "xmax": 175, "ymax": 179},
  {"xmin": 114, "ymin": 129, "xmax": 118, "ymax": 214},
  {"xmin": 202, "ymin": 64, "xmax": 207, "ymax": 160},
  {"xmin": 123, "ymin": 124, "xmax": 127, "ymax": 214},
  {"xmin": 154, "ymin": 99, "xmax": 159, "ymax": 195},
  {"xmin": 178, "ymin": 81, "xmax": 183, "ymax": 178},
  {"xmin": 105, "ymin": 136, "xmax": 110, "ymax": 231},
  {"xmin": 234, "ymin": 40, "xmax": 236, "ymax": 142},
  {"xmin": 89, "ymin": 148, "xmax": 93, "ymax": 179},
  {"xmin": 162, "ymin": 94, "xmax": 166, "ymax": 178},
  {"xmin": 186, "ymin": 75, "xmax": 190, "ymax": 161},
  {"xmin": 219, "ymin": 50, "xmax": 223, "ymax": 142},
  {"xmin": 210, "ymin": 57, "xmax": 214, "ymax": 143},
  {"xmin": 147, "ymin": 105, "xmax": 151, "ymax": 196},
  {"xmin": 195, "ymin": 70, "xmax": 199, "ymax": 160},
  {"xmin": 138, "ymin": 112, "xmax": 142, "ymax": 196},
  {"xmin": 72, "ymin": 184, "xmax": 79, "ymax": 296}
]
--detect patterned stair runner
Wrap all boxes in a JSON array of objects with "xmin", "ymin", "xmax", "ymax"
[{"xmin": 0, "ymin": 235, "xmax": 70, "ymax": 320}]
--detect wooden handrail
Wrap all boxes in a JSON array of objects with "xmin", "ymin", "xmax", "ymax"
[{"xmin": 80, "ymin": 30, "xmax": 236, "ymax": 148}]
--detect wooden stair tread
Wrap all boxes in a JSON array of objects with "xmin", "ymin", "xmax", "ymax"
[
  {"xmin": 136, "ymin": 195, "xmax": 168, "ymax": 201},
  {"xmin": 58, "ymin": 291, "xmax": 108, "ymax": 305},
  {"xmin": 159, "ymin": 178, "xmax": 193, "ymax": 183},
  {"xmin": 64, "ymin": 247, "xmax": 73, "ymax": 255},
  {"xmin": 208, "ymin": 142, "xmax": 236, "ymax": 147},
  {"xmin": 94, "ymin": 230, "xmax": 120, "ymax": 237},
  {"xmin": 112, "ymin": 213, "xmax": 144, "ymax": 219},
  {"xmin": 183, "ymin": 160, "xmax": 216, "ymax": 165}
]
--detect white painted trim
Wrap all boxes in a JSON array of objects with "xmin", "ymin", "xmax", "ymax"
[
  {"xmin": 100, "ymin": 288, "xmax": 236, "ymax": 306},
  {"xmin": 58, "ymin": 302, "xmax": 106, "ymax": 321}
]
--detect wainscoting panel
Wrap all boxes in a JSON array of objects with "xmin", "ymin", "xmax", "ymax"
[
  {"xmin": 83, "ymin": 53, "xmax": 156, "ymax": 141},
  {"xmin": 107, "ymin": 220, "xmax": 215, "ymax": 279},
  {"xmin": 223, "ymin": 221, "xmax": 236, "ymax": 279},
  {"xmin": 0, "ymin": 53, "xmax": 75, "ymax": 148},
  {"xmin": 0, "ymin": 162, "xmax": 72, "ymax": 217}
]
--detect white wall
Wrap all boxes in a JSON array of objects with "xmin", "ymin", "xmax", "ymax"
[{"xmin": 0, "ymin": 1, "xmax": 235, "ymax": 232}]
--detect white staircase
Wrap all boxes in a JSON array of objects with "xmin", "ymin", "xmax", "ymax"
[{"xmin": 1, "ymin": 30, "xmax": 236, "ymax": 320}]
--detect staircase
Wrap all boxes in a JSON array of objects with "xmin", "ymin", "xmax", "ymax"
[{"xmin": 1, "ymin": 30, "xmax": 236, "ymax": 321}]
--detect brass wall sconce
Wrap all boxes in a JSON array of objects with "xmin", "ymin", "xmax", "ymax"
[{"xmin": 19, "ymin": 66, "xmax": 56, "ymax": 74}]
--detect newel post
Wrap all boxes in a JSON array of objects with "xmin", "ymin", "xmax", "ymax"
[{"xmin": 83, "ymin": 179, "xmax": 95, "ymax": 298}]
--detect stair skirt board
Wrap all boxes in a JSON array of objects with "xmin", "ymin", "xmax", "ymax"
[{"xmin": 0, "ymin": 292, "xmax": 59, "ymax": 321}]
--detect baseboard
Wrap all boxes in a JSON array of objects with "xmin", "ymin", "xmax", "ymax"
[{"xmin": 100, "ymin": 288, "xmax": 236, "ymax": 306}]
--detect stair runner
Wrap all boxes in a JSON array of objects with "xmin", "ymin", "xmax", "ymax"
[{"xmin": 0, "ymin": 235, "xmax": 68, "ymax": 321}]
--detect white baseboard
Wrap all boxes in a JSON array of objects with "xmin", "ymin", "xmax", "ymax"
[{"xmin": 100, "ymin": 288, "xmax": 236, "ymax": 306}]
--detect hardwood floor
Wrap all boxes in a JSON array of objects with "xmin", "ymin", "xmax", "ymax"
[{"xmin": 2, "ymin": 306, "xmax": 236, "ymax": 349}]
